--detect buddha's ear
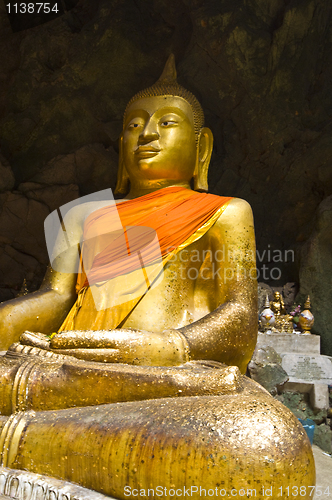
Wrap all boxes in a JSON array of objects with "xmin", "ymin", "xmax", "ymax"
[
  {"xmin": 114, "ymin": 134, "xmax": 130, "ymax": 195},
  {"xmin": 193, "ymin": 127, "xmax": 213, "ymax": 192}
]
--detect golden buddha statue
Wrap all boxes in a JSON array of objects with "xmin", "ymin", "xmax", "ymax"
[
  {"xmin": 270, "ymin": 291, "xmax": 294, "ymax": 334},
  {"xmin": 270, "ymin": 292, "xmax": 286, "ymax": 317},
  {"xmin": 0, "ymin": 56, "xmax": 315, "ymax": 499}
]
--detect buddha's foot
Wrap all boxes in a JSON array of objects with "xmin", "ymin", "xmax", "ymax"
[{"xmin": 1, "ymin": 343, "xmax": 243, "ymax": 414}]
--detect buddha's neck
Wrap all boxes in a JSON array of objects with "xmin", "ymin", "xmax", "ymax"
[{"xmin": 125, "ymin": 180, "xmax": 192, "ymax": 199}]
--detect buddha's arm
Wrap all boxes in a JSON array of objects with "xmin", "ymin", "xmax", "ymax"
[
  {"xmin": 0, "ymin": 206, "xmax": 86, "ymax": 349},
  {"xmin": 0, "ymin": 268, "xmax": 77, "ymax": 350},
  {"xmin": 179, "ymin": 198, "xmax": 258, "ymax": 373}
]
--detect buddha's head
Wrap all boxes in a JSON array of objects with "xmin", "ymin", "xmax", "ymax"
[{"xmin": 115, "ymin": 55, "xmax": 213, "ymax": 195}]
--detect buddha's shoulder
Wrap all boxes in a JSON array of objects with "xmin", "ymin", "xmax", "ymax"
[
  {"xmin": 215, "ymin": 196, "xmax": 252, "ymax": 215},
  {"xmin": 212, "ymin": 196, "xmax": 254, "ymax": 229},
  {"xmin": 61, "ymin": 199, "xmax": 118, "ymax": 227}
]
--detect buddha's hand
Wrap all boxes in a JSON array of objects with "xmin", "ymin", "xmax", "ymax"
[{"xmin": 50, "ymin": 329, "xmax": 190, "ymax": 366}]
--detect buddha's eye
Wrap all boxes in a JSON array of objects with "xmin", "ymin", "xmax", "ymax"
[
  {"xmin": 160, "ymin": 120, "xmax": 177, "ymax": 127},
  {"xmin": 127, "ymin": 119, "xmax": 144, "ymax": 130}
]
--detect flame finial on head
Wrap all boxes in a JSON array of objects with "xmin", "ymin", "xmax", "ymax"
[
  {"xmin": 156, "ymin": 53, "xmax": 178, "ymax": 84},
  {"xmin": 124, "ymin": 54, "xmax": 204, "ymax": 136}
]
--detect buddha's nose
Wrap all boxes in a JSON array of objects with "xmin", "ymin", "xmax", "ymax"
[{"xmin": 138, "ymin": 119, "xmax": 159, "ymax": 144}]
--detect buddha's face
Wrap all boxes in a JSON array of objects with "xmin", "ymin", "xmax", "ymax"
[{"xmin": 122, "ymin": 96, "xmax": 197, "ymax": 185}]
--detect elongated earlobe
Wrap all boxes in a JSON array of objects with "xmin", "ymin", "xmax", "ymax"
[
  {"xmin": 114, "ymin": 135, "xmax": 130, "ymax": 195},
  {"xmin": 193, "ymin": 127, "xmax": 213, "ymax": 192}
]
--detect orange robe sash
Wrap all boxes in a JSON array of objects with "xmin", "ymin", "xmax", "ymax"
[{"xmin": 58, "ymin": 187, "xmax": 232, "ymax": 332}]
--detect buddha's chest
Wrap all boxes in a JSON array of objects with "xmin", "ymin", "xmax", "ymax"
[{"xmin": 122, "ymin": 233, "xmax": 222, "ymax": 332}]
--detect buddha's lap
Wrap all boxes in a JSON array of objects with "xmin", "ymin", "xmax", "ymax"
[
  {"xmin": 1, "ymin": 388, "xmax": 315, "ymax": 499},
  {"xmin": 0, "ymin": 350, "xmax": 314, "ymax": 498},
  {"xmin": 0, "ymin": 346, "xmax": 315, "ymax": 498}
]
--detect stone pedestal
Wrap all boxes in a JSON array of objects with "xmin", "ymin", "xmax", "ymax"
[
  {"xmin": 257, "ymin": 333, "xmax": 320, "ymax": 355},
  {"xmin": 257, "ymin": 333, "xmax": 332, "ymax": 410}
]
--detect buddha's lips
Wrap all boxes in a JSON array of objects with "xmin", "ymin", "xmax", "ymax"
[{"xmin": 135, "ymin": 146, "xmax": 160, "ymax": 158}]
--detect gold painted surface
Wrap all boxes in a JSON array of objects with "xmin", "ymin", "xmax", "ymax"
[
  {"xmin": 0, "ymin": 347, "xmax": 316, "ymax": 498},
  {"xmin": 299, "ymin": 296, "xmax": 315, "ymax": 333},
  {"xmin": 1, "ymin": 347, "xmax": 241, "ymax": 414},
  {"xmin": 270, "ymin": 291, "xmax": 287, "ymax": 316},
  {"xmin": 269, "ymin": 291, "xmax": 294, "ymax": 333},
  {"xmin": 0, "ymin": 386, "xmax": 315, "ymax": 499}
]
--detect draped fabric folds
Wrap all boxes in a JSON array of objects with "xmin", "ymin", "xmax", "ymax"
[{"xmin": 58, "ymin": 187, "xmax": 232, "ymax": 332}]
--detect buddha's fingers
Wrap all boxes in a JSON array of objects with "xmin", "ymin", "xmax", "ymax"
[
  {"xmin": 50, "ymin": 329, "xmax": 149, "ymax": 349},
  {"xmin": 50, "ymin": 330, "xmax": 114, "ymax": 348},
  {"xmin": 50, "ymin": 329, "xmax": 126, "ymax": 349},
  {"xmin": 51, "ymin": 329, "xmax": 189, "ymax": 366},
  {"xmin": 51, "ymin": 348, "xmax": 121, "ymax": 363},
  {"xmin": 20, "ymin": 331, "xmax": 50, "ymax": 350}
]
